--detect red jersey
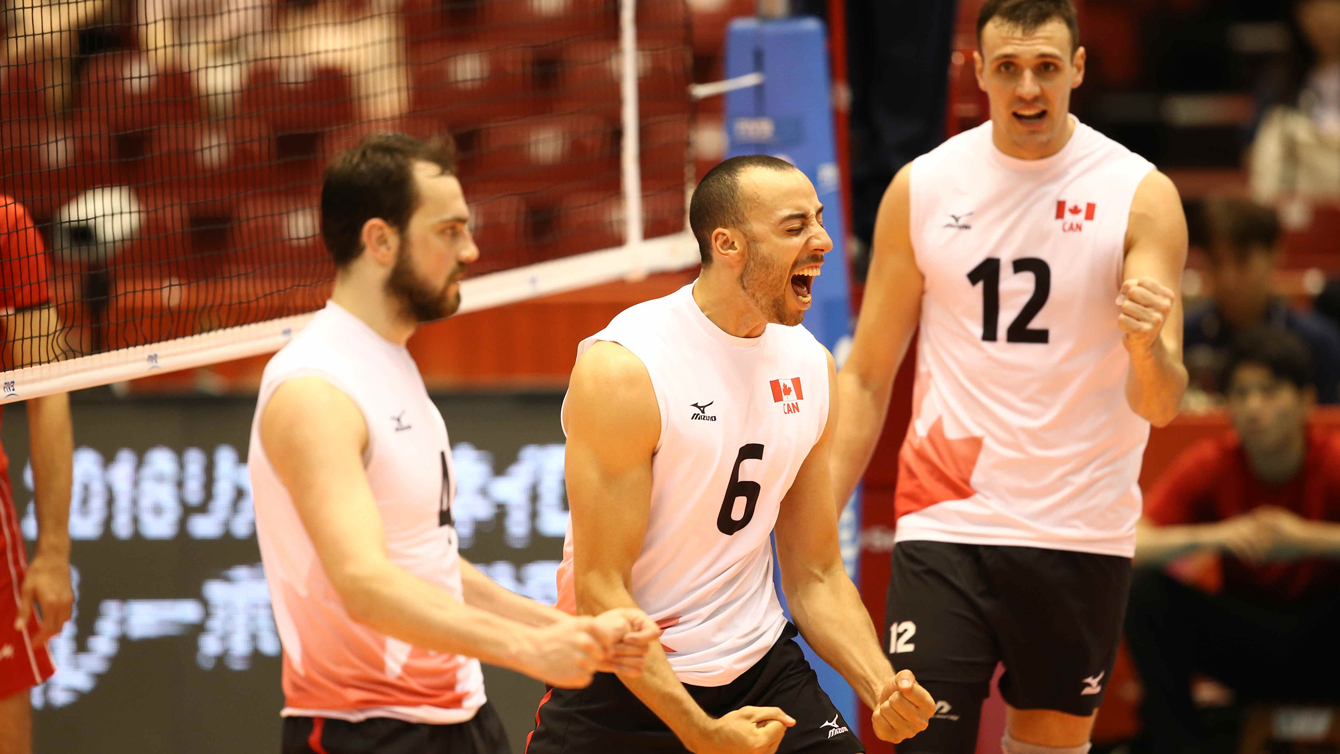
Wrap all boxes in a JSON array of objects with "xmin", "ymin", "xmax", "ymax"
[
  {"xmin": 0, "ymin": 196, "xmax": 54, "ymax": 478},
  {"xmin": 1144, "ymin": 426, "xmax": 1340, "ymax": 602}
]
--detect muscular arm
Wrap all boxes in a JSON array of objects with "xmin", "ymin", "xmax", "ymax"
[
  {"xmin": 777, "ymin": 351, "xmax": 893, "ymax": 710},
  {"xmin": 459, "ymin": 560, "xmax": 564, "ymax": 628},
  {"xmin": 260, "ymin": 377, "xmax": 610, "ymax": 687},
  {"xmin": 564, "ymin": 342, "xmax": 719, "ymax": 746},
  {"xmin": 1121, "ymin": 170, "xmax": 1189, "ymax": 427},
  {"xmin": 832, "ymin": 164, "xmax": 924, "ymax": 510},
  {"xmin": 6, "ymin": 306, "xmax": 72, "ymax": 642}
]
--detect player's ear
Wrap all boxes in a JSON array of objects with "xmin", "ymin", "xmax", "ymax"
[
  {"xmin": 973, "ymin": 50, "xmax": 986, "ymax": 92},
  {"xmin": 1071, "ymin": 46, "xmax": 1086, "ymax": 89},
  {"xmin": 361, "ymin": 218, "xmax": 399, "ymax": 267},
  {"xmin": 711, "ymin": 227, "xmax": 742, "ymax": 265}
]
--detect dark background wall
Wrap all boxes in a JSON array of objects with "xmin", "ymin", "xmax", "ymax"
[{"xmin": 2, "ymin": 390, "xmax": 569, "ymax": 754}]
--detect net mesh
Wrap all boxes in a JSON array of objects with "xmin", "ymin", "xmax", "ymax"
[{"xmin": 0, "ymin": 0, "xmax": 692, "ymax": 390}]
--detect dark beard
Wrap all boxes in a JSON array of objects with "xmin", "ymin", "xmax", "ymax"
[
  {"xmin": 740, "ymin": 241, "xmax": 800, "ymax": 326},
  {"xmin": 387, "ymin": 246, "xmax": 458, "ymax": 323}
]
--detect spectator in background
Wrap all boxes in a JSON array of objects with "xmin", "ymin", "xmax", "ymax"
[
  {"xmin": 1184, "ymin": 196, "xmax": 1340, "ymax": 403},
  {"xmin": 1126, "ymin": 329, "xmax": 1340, "ymax": 754},
  {"xmin": 1249, "ymin": 0, "xmax": 1340, "ymax": 203},
  {"xmin": 138, "ymin": 0, "xmax": 271, "ymax": 117},
  {"xmin": 0, "ymin": 197, "xmax": 74, "ymax": 754},
  {"xmin": 2, "ymin": 0, "xmax": 112, "ymax": 114}
]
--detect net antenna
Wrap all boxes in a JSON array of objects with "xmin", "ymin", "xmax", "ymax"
[{"xmin": 0, "ymin": 0, "xmax": 698, "ymax": 400}]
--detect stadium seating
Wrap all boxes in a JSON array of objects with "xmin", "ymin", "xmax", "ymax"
[{"xmin": 79, "ymin": 52, "xmax": 200, "ymax": 132}]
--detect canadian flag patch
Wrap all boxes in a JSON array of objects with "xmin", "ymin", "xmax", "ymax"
[{"xmin": 769, "ymin": 378, "xmax": 804, "ymax": 403}]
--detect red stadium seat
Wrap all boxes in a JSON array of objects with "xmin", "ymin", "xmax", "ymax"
[
  {"xmin": 548, "ymin": 40, "xmax": 620, "ymax": 118},
  {"xmin": 640, "ymin": 115, "xmax": 689, "ymax": 192},
  {"xmin": 0, "ymin": 118, "xmax": 113, "ymax": 223},
  {"xmin": 556, "ymin": 191, "xmax": 624, "ymax": 257},
  {"xmin": 637, "ymin": 43, "xmax": 691, "ymax": 118},
  {"xmin": 409, "ymin": 42, "xmax": 534, "ymax": 128},
  {"xmin": 78, "ymin": 52, "xmax": 200, "ymax": 132},
  {"xmin": 127, "ymin": 120, "xmax": 273, "ymax": 212},
  {"xmin": 240, "ymin": 63, "xmax": 356, "ymax": 134},
  {"xmin": 687, "ymin": 0, "xmax": 755, "ymax": 57},
  {"xmin": 473, "ymin": 0, "xmax": 618, "ymax": 46},
  {"xmin": 0, "ymin": 62, "xmax": 51, "ymax": 124},
  {"xmin": 472, "ymin": 114, "xmax": 618, "ymax": 190},
  {"xmin": 643, "ymin": 184, "xmax": 685, "ymax": 240},
  {"xmin": 468, "ymin": 193, "xmax": 529, "ymax": 275}
]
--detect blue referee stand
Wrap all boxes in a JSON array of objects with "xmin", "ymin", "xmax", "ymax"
[{"xmin": 723, "ymin": 14, "xmax": 862, "ymax": 728}]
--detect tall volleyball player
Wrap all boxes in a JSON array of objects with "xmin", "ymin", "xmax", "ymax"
[
  {"xmin": 528, "ymin": 156, "xmax": 935, "ymax": 754},
  {"xmin": 0, "ymin": 196, "xmax": 73, "ymax": 754},
  {"xmin": 249, "ymin": 134, "xmax": 657, "ymax": 754},
  {"xmin": 832, "ymin": 1, "xmax": 1189, "ymax": 753}
]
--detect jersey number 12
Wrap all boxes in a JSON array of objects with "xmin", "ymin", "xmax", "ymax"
[{"xmin": 967, "ymin": 257, "xmax": 1051, "ymax": 343}]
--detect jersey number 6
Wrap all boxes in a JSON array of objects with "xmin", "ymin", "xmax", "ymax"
[
  {"xmin": 967, "ymin": 257, "xmax": 1051, "ymax": 343},
  {"xmin": 717, "ymin": 443, "xmax": 765, "ymax": 535}
]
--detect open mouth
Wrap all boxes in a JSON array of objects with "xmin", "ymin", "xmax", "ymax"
[
  {"xmin": 1013, "ymin": 109, "xmax": 1047, "ymax": 124},
  {"xmin": 790, "ymin": 266, "xmax": 819, "ymax": 305}
]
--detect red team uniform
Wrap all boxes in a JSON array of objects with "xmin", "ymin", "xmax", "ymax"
[{"xmin": 0, "ymin": 196, "xmax": 58, "ymax": 698}]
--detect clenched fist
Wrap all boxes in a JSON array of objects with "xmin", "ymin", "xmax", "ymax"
[
  {"xmin": 871, "ymin": 669, "xmax": 936, "ymax": 744},
  {"xmin": 1117, "ymin": 277, "xmax": 1175, "ymax": 355}
]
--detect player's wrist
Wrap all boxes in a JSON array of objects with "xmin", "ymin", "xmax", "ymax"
[
  {"xmin": 674, "ymin": 709, "xmax": 721, "ymax": 753},
  {"xmin": 33, "ymin": 534, "xmax": 71, "ymax": 560}
]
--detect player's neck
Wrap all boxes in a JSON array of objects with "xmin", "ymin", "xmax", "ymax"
[
  {"xmin": 991, "ymin": 115, "xmax": 1076, "ymax": 161},
  {"xmin": 1246, "ymin": 430, "xmax": 1307, "ymax": 485},
  {"xmin": 692, "ymin": 275, "xmax": 768, "ymax": 339},
  {"xmin": 330, "ymin": 277, "xmax": 417, "ymax": 345}
]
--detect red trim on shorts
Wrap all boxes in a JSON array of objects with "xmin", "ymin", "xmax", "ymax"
[
  {"xmin": 524, "ymin": 688, "xmax": 554, "ymax": 753},
  {"xmin": 308, "ymin": 717, "xmax": 329, "ymax": 754}
]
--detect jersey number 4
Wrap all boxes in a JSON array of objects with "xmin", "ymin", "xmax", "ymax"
[
  {"xmin": 718, "ymin": 443, "xmax": 764, "ymax": 535},
  {"xmin": 967, "ymin": 257, "xmax": 1050, "ymax": 343}
]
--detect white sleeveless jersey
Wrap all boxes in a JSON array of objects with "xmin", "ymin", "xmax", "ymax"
[
  {"xmin": 897, "ymin": 118, "xmax": 1156, "ymax": 557},
  {"xmin": 555, "ymin": 284, "xmax": 830, "ymax": 686},
  {"xmin": 248, "ymin": 301, "xmax": 485, "ymax": 724}
]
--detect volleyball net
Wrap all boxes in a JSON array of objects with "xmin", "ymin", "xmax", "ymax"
[{"xmin": 0, "ymin": 0, "xmax": 697, "ymax": 399}]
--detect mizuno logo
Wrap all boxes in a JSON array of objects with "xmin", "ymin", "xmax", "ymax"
[
  {"xmin": 821, "ymin": 714, "xmax": 849, "ymax": 738},
  {"xmin": 392, "ymin": 411, "xmax": 412, "ymax": 432},
  {"xmin": 944, "ymin": 211, "xmax": 973, "ymax": 230},
  {"xmin": 933, "ymin": 700, "xmax": 960, "ymax": 721},
  {"xmin": 1081, "ymin": 671, "xmax": 1105, "ymax": 696},
  {"xmin": 689, "ymin": 401, "xmax": 717, "ymax": 421}
]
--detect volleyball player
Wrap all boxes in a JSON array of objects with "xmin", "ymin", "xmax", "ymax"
[
  {"xmin": 831, "ymin": 2, "xmax": 1189, "ymax": 753},
  {"xmin": 526, "ymin": 155, "xmax": 936, "ymax": 754},
  {"xmin": 249, "ymin": 134, "xmax": 658, "ymax": 754},
  {"xmin": 0, "ymin": 196, "xmax": 74, "ymax": 754}
]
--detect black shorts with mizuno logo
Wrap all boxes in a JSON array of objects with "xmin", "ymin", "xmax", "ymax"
[
  {"xmin": 282, "ymin": 702, "xmax": 509, "ymax": 754},
  {"xmin": 525, "ymin": 623, "xmax": 863, "ymax": 754},
  {"xmin": 885, "ymin": 541, "xmax": 1132, "ymax": 745}
]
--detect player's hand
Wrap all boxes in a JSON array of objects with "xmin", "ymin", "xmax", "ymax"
[
  {"xmin": 1117, "ymin": 278, "xmax": 1175, "ymax": 356},
  {"xmin": 589, "ymin": 607, "xmax": 660, "ymax": 677},
  {"xmin": 1206, "ymin": 514, "xmax": 1275, "ymax": 564},
  {"xmin": 871, "ymin": 669, "xmax": 936, "ymax": 744},
  {"xmin": 688, "ymin": 706, "xmax": 794, "ymax": 754},
  {"xmin": 16, "ymin": 551, "xmax": 73, "ymax": 645},
  {"xmin": 522, "ymin": 616, "xmax": 607, "ymax": 689},
  {"xmin": 1249, "ymin": 506, "xmax": 1315, "ymax": 559}
]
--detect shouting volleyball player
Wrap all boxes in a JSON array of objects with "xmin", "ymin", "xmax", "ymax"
[
  {"xmin": 249, "ymin": 134, "xmax": 658, "ymax": 754},
  {"xmin": 0, "ymin": 197, "xmax": 73, "ymax": 754},
  {"xmin": 527, "ymin": 156, "xmax": 935, "ymax": 754},
  {"xmin": 832, "ymin": 1, "xmax": 1188, "ymax": 752}
]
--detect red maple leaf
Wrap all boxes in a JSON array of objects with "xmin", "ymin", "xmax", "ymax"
[
  {"xmin": 1069, "ymin": 204, "xmax": 1082, "ymax": 215},
  {"xmin": 894, "ymin": 417, "xmax": 984, "ymax": 519},
  {"xmin": 782, "ymin": 384, "xmax": 792, "ymax": 396}
]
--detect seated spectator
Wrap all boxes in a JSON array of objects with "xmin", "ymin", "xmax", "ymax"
[
  {"xmin": 1126, "ymin": 329, "xmax": 1340, "ymax": 754},
  {"xmin": 1249, "ymin": 0, "xmax": 1340, "ymax": 203},
  {"xmin": 138, "ymin": 0, "xmax": 271, "ymax": 117},
  {"xmin": 2, "ymin": 0, "xmax": 112, "ymax": 114},
  {"xmin": 1184, "ymin": 196, "xmax": 1340, "ymax": 403}
]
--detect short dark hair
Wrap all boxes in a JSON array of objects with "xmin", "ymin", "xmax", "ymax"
[
  {"xmin": 1221, "ymin": 327, "xmax": 1315, "ymax": 393},
  {"xmin": 977, "ymin": 0, "xmax": 1080, "ymax": 54},
  {"xmin": 689, "ymin": 154, "xmax": 799, "ymax": 266},
  {"xmin": 320, "ymin": 132, "xmax": 458, "ymax": 268},
  {"xmin": 1201, "ymin": 196, "xmax": 1281, "ymax": 266}
]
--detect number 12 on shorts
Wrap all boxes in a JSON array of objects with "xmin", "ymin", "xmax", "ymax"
[{"xmin": 889, "ymin": 621, "xmax": 916, "ymax": 654}]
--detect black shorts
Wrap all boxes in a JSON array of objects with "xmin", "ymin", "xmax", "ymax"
[
  {"xmin": 282, "ymin": 702, "xmax": 509, "ymax": 754},
  {"xmin": 525, "ymin": 623, "xmax": 863, "ymax": 754},
  {"xmin": 885, "ymin": 541, "xmax": 1131, "ymax": 740}
]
